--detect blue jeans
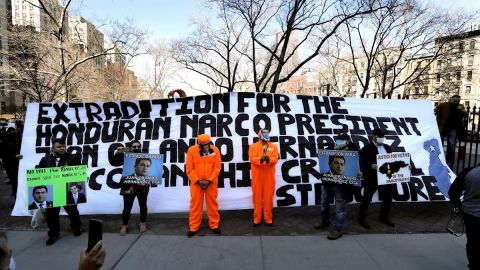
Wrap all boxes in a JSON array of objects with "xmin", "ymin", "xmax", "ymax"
[{"xmin": 321, "ymin": 183, "xmax": 346, "ymax": 232}]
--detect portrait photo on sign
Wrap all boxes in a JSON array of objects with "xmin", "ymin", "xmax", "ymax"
[
  {"xmin": 318, "ymin": 150, "xmax": 361, "ymax": 186},
  {"xmin": 66, "ymin": 182, "xmax": 87, "ymax": 205},
  {"xmin": 121, "ymin": 153, "xmax": 164, "ymax": 186},
  {"xmin": 28, "ymin": 185, "xmax": 54, "ymax": 210}
]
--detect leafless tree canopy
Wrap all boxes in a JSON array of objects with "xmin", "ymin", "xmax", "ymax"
[{"xmin": 0, "ymin": 0, "xmax": 147, "ymax": 102}]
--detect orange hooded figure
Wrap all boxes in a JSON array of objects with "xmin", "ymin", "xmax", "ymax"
[
  {"xmin": 185, "ymin": 133, "xmax": 222, "ymax": 236},
  {"xmin": 249, "ymin": 128, "xmax": 279, "ymax": 225}
]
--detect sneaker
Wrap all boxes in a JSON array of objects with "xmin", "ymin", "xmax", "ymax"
[
  {"xmin": 187, "ymin": 230, "xmax": 197, "ymax": 238},
  {"xmin": 313, "ymin": 222, "xmax": 330, "ymax": 229},
  {"xmin": 327, "ymin": 230, "xmax": 343, "ymax": 240},
  {"xmin": 253, "ymin": 222, "xmax": 261, "ymax": 227},
  {"xmin": 380, "ymin": 219, "xmax": 395, "ymax": 227},
  {"xmin": 120, "ymin": 225, "xmax": 128, "ymax": 236},
  {"xmin": 139, "ymin": 223, "xmax": 147, "ymax": 233},
  {"xmin": 358, "ymin": 219, "xmax": 371, "ymax": 229},
  {"xmin": 46, "ymin": 235, "xmax": 58, "ymax": 246},
  {"xmin": 211, "ymin": 228, "xmax": 221, "ymax": 235},
  {"xmin": 265, "ymin": 222, "xmax": 274, "ymax": 227}
]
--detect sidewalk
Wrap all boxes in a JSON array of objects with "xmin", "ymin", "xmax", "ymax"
[
  {"xmin": 5, "ymin": 230, "xmax": 467, "ymax": 270},
  {"xmin": 0, "ymin": 171, "xmax": 468, "ymax": 269}
]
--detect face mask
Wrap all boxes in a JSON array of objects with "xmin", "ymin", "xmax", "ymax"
[
  {"xmin": 201, "ymin": 144, "xmax": 210, "ymax": 152},
  {"xmin": 260, "ymin": 130, "xmax": 270, "ymax": 142},
  {"xmin": 335, "ymin": 140, "xmax": 347, "ymax": 148},
  {"xmin": 376, "ymin": 137, "xmax": 386, "ymax": 145}
]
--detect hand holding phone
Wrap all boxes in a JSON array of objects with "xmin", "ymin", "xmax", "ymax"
[
  {"xmin": 87, "ymin": 219, "xmax": 103, "ymax": 253},
  {"xmin": 79, "ymin": 241, "xmax": 105, "ymax": 270}
]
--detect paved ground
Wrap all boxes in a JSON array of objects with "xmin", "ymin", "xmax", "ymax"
[
  {"xmin": 5, "ymin": 231, "xmax": 468, "ymax": 270},
  {"xmin": 0, "ymin": 171, "xmax": 469, "ymax": 269}
]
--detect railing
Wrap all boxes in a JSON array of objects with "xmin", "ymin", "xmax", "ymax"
[{"xmin": 442, "ymin": 105, "xmax": 480, "ymax": 173}]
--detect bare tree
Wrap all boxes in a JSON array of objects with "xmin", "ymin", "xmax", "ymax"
[
  {"xmin": 216, "ymin": 0, "xmax": 386, "ymax": 93},
  {"xmin": 172, "ymin": 2, "xmax": 249, "ymax": 93},
  {"xmin": 337, "ymin": 0, "xmax": 474, "ymax": 98},
  {"xmin": 141, "ymin": 41, "xmax": 179, "ymax": 98},
  {"xmin": 0, "ymin": 0, "xmax": 147, "ymax": 102}
]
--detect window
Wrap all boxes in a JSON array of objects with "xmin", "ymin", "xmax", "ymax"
[
  {"xmin": 457, "ymin": 56, "xmax": 462, "ymax": 65},
  {"xmin": 436, "ymin": 73, "xmax": 441, "ymax": 83},
  {"xmin": 468, "ymin": 55, "xmax": 474, "ymax": 65},
  {"xmin": 455, "ymin": 87, "xmax": 460, "ymax": 94},
  {"xmin": 447, "ymin": 58, "xmax": 452, "ymax": 65},
  {"xmin": 424, "ymin": 86, "xmax": 428, "ymax": 94},
  {"xmin": 446, "ymin": 73, "xmax": 451, "ymax": 80},
  {"xmin": 457, "ymin": 71, "xmax": 461, "ymax": 80},
  {"xmin": 466, "ymin": 85, "xmax": 471, "ymax": 94},
  {"xmin": 467, "ymin": 70, "xmax": 473, "ymax": 81},
  {"xmin": 459, "ymin": 41, "xmax": 464, "ymax": 51},
  {"xmin": 437, "ymin": 60, "xmax": 442, "ymax": 69},
  {"xmin": 415, "ymin": 86, "xmax": 419, "ymax": 94},
  {"xmin": 470, "ymin": 40, "xmax": 475, "ymax": 50}
]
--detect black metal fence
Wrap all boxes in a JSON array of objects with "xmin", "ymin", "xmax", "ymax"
[{"xmin": 443, "ymin": 105, "xmax": 480, "ymax": 173}]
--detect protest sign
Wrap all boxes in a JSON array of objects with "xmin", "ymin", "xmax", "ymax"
[
  {"xmin": 26, "ymin": 165, "xmax": 88, "ymax": 208},
  {"xmin": 121, "ymin": 153, "xmax": 163, "ymax": 186},
  {"xmin": 377, "ymin": 152, "xmax": 411, "ymax": 185},
  {"xmin": 318, "ymin": 150, "xmax": 361, "ymax": 186}
]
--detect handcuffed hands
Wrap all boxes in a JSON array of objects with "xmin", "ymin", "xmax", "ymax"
[{"xmin": 198, "ymin": 180, "xmax": 210, "ymax": 189}]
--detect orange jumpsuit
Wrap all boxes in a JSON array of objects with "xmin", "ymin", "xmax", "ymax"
[
  {"xmin": 186, "ymin": 134, "xmax": 222, "ymax": 232},
  {"xmin": 249, "ymin": 137, "xmax": 279, "ymax": 224}
]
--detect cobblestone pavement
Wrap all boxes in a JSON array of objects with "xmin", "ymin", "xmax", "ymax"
[{"xmin": 0, "ymin": 171, "xmax": 453, "ymax": 237}]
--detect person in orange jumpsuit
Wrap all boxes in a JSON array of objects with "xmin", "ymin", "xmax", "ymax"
[
  {"xmin": 186, "ymin": 133, "xmax": 222, "ymax": 237},
  {"xmin": 249, "ymin": 129, "xmax": 279, "ymax": 226}
]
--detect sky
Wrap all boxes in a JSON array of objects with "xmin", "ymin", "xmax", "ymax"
[
  {"xmin": 68, "ymin": 0, "xmax": 480, "ymax": 94},
  {"xmin": 70, "ymin": 0, "xmax": 206, "ymax": 39}
]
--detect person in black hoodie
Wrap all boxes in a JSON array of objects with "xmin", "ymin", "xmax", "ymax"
[{"xmin": 36, "ymin": 138, "xmax": 82, "ymax": 246}]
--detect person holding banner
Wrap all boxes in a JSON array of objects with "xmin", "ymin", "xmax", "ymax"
[
  {"xmin": 358, "ymin": 129, "xmax": 395, "ymax": 229},
  {"xmin": 186, "ymin": 133, "xmax": 222, "ymax": 237},
  {"xmin": 115, "ymin": 140, "xmax": 151, "ymax": 235},
  {"xmin": 249, "ymin": 129, "xmax": 279, "ymax": 227},
  {"xmin": 36, "ymin": 138, "xmax": 82, "ymax": 246},
  {"xmin": 315, "ymin": 133, "xmax": 359, "ymax": 240}
]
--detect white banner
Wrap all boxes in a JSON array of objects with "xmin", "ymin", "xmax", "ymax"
[{"xmin": 13, "ymin": 93, "xmax": 455, "ymax": 216}]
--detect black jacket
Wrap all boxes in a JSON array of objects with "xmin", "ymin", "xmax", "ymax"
[
  {"xmin": 66, "ymin": 192, "xmax": 87, "ymax": 205},
  {"xmin": 360, "ymin": 142, "xmax": 392, "ymax": 184},
  {"xmin": 28, "ymin": 200, "xmax": 53, "ymax": 210},
  {"xmin": 36, "ymin": 152, "xmax": 81, "ymax": 168}
]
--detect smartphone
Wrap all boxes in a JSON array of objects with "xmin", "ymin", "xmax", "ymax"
[{"xmin": 87, "ymin": 219, "xmax": 103, "ymax": 253}]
